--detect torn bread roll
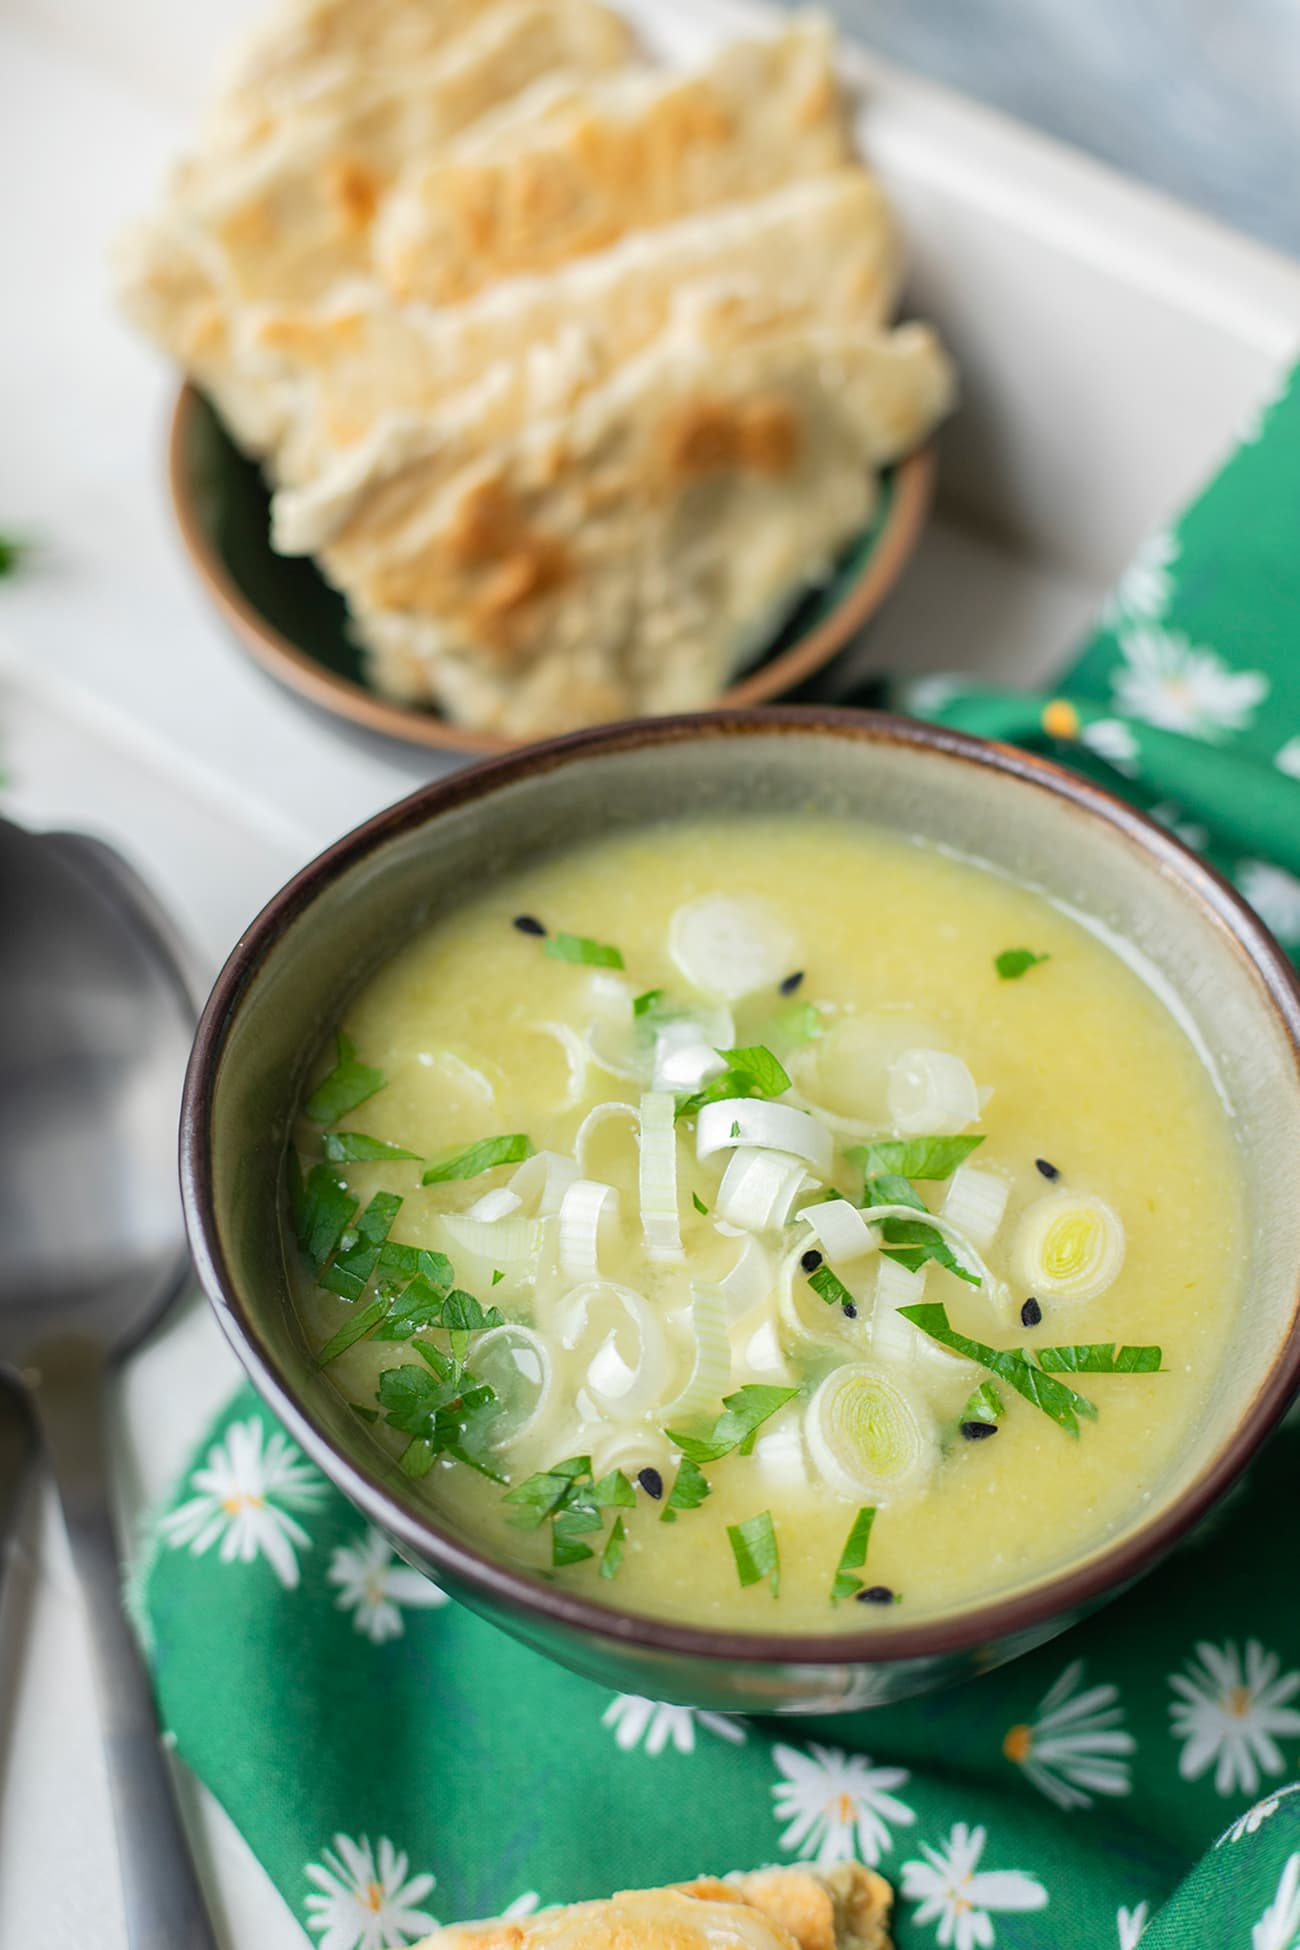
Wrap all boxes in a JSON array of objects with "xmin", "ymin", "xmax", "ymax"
[{"xmin": 415, "ymin": 1867, "xmax": 893, "ymax": 1950}]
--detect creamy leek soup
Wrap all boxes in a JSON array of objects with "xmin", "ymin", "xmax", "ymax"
[{"xmin": 286, "ymin": 817, "xmax": 1244, "ymax": 1631}]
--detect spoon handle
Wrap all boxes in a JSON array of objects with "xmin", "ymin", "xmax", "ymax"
[{"xmin": 36, "ymin": 1345, "xmax": 220, "ymax": 1950}]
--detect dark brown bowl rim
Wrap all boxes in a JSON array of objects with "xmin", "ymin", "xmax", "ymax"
[
  {"xmin": 167, "ymin": 383, "xmax": 936, "ymax": 758},
  {"xmin": 180, "ymin": 707, "xmax": 1300, "ymax": 1667}
]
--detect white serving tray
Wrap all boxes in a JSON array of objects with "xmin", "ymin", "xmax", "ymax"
[{"xmin": 2, "ymin": 2, "xmax": 1299, "ymax": 1942}]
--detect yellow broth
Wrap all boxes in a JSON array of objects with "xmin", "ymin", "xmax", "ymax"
[{"xmin": 288, "ymin": 817, "xmax": 1243, "ymax": 1631}]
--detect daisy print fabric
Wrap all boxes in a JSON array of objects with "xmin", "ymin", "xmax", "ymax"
[{"xmin": 141, "ymin": 362, "xmax": 1300, "ymax": 1950}]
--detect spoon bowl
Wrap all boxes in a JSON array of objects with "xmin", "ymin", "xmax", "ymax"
[{"xmin": 0, "ymin": 824, "xmax": 195, "ymax": 1364}]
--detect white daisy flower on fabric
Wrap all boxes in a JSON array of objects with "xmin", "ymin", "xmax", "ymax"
[
  {"xmin": 1112, "ymin": 625, "xmax": 1268, "ymax": 741},
  {"xmin": 901, "ymin": 1822, "xmax": 1047, "ymax": 1949},
  {"xmin": 503, "ymin": 1894, "xmax": 543, "ymax": 1919},
  {"xmin": 771, "ymin": 1742, "xmax": 915, "ymax": 1868},
  {"xmin": 1218, "ymin": 1783, "xmax": 1300, "ymax": 1847},
  {"xmin": 1002, "ymin": 1660, "xmax": 1135, "ymax": 1810},
  {"xmin": 161, "ymin": 1415, "xmax": 325, "ymax": 1590},
  {"xmin": 304, "ymin": 1834, "xmax": 437, "ymax": 1950},
  {"xmin": 1275, "ymin": 736, "xmax": 1300, "ymax": 780},
  {"xmin": 1253, "ymin": 1854, "xmax": 1300, "ymax": 1950},
  {"xmin": 1103, "ymin": 529, "xmax": 1180, "ymax": 626},
  {"xmin": 1078, "ymin": 717, "xmax": 1141, "ymax": 776},
  {"xmin": 1116, "ymin": 1901, "xmax": 1149, "ymax": 1949},
  {"xmin": 328, "ymin": 1527, "xmax": 448, "ymax": 1642},
  {"xmin": 1237, "ymin": 861, "xmax": 1300, "ymax": 945},
  {"xmin": 601, "ymin": 1695, "xmax": 747, "ymax": 1757},
  {"xmin": 1169, "ymin": 1639, "xmax": 1300, "ymax": 1797}
]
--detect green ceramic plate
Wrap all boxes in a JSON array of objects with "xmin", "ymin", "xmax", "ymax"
[{"xmin": 169, "ymin": 385, "xmax": 934, "ymax": 755}]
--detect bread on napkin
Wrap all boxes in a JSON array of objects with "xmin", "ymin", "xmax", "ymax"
[
  {"xmin": 270, "ymin": 299, "xmax": 953, "ymax": 735},
  {"xmin": 415, "ymin": 1867, "xmax": 893, "ymax": 1950},
  {"xmin": 373, "ymin": 15, "xmax": 851, "ymax": 307}
]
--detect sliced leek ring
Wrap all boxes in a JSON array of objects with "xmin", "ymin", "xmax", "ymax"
[
  {"xmin": 887, "ymin": 1048, "xmax": 981, "ymax": 1135},
  {"xmin": 470, "ymin": 1326, "xmax": 554, "ymax": 1449},
  {"xmin": 1013, "ymin": 1192, "xmax": 1126, "ymax": 1302},
  {"xmin": 806, "ymin": 1363, "xmax": 936, "ymax": 1501},
  {"xmin": 668, "ymin": 893, "xmax": 796, "ymax": 1000}
]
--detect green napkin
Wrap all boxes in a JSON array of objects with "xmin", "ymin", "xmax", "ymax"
[{"xmin": 143, "ymin": 362, "xmax": 1300, "ymax": 1950}]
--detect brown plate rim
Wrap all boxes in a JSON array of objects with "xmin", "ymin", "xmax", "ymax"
[
  {"xmin": 180, "ymin": 707, "xmax": 1300, "ymax": 1666},
  {"xmin": 167, "ymin": 384, "xmax": 936, "ymax": 757}
]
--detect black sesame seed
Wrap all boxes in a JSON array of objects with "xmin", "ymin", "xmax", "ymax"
[
  {"xmin": 960, "ymin": 1419, "xmax": 999, "ymax": 1441},
  {"xmin": 1035, "ymin": 1157, "xmax": 1061, "ymax": 1181},
  {"xmin": 857, "ymin": 1584, "xmax": 895, "ymax": 1605},
  {"xmin": 637, "ymin": 1467, "xmax": 664, "ymax": 1501},
  {"xmin": 800, "ymin": 1248, "xmax": 823, "ymax": 1273},
  {"xmin": 780, "ymin": 970, "xmax": 805, "ymax": 995},
  {"xmin": 513, "ymin": 914, "xmax": 547, "ymax": 936},
  {"xmin": 1020, "ymin": 1296, "xmax": 1043, "ymax": 1328},
  {"xmin": 842, "ymin": 1301, "xmax": 858, "ymax": 1320}
]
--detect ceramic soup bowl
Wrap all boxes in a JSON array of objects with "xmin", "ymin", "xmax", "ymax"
[{"xmin": 180, "ymin": 710, "xmax": 1300, "ymax": 1713}]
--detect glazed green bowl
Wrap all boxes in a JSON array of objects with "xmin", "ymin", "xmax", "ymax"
[
  {"xmin": 168, "ymin": 386, "xmax": 935, "ymax": 758},
  {"xmin": 180, "ymin": 710, "xmax": 1300, "ymax": 1713}
]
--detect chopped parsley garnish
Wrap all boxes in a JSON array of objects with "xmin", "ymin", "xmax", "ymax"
[
  {"xmin": 995, "ymin": 948, "xmax": 1051, "ymax": 980},
  {"xmin": 377, "ymin": 1351, "xmax": 496, "ymax": 1477},
  {"xmin": 304, "ymin": 1032, "xmax": 386, "ymax": 1124},
  {"xmin": 317, "ymin": 1298, "xmax": 389, "ymax": 1368},
  {"xmin": 850, "ymin": 1135, "xmax": 984, "ymax": 1179},
  {"xmin": 879, "ymin": 1219, "xmax": 981, "ymax": 1287},
  {"xmin": 323, "ymin": 1132, "xmax": 421, "ymax": 1163},
  {"xmin": 676, "ymin": 1044, "xmax": 792, "ymax": 1118},
  {"xmin": 770, "ymin": 998, "xmax": 824, "ymax": 1044},
  {"xmin": 830, "ymin": 1506, "xmax": 877, "ymax": 1604},
  {"xmin": 728, "ymin": 1511, "xmax": 780, "ymax": 1596},
  {"xmin": 808, "ymin": 1264, "xmax": 856, "ymax": 1311},
  {"xmin": 715, "ymin": 1045, "xmax": 792, "ymax": 1097},
  {"xmin": 421, "ymin": 1133, "xmax": 534, "ymax": 1183},
  {"xmin": 370, "ymin": 1271, "xmax": 449, "ymax": 1342},
  {"xmin": 377, "ymin": 1243, "xmax": 454, "ymax": 1288},
  {"xmin": 292, "ymin": 1160, "xmax": 358, "ymax": 1272},
  {"xmin": 600, "ymin": 1516, "xmax": 627, "ymax": 1581},
  {"xmin": 491, "ymin": 1268, "xmax": 505, "ymax": 1286},
  {"xmin": 1036, "ymin": 1343, "xmax": 1162, "ymax": 1372},
  {"xmin": 633, "ymin": 988, "xmax": 665, "ymax": 1017},
  {"xmin": 864, "ymin": 1172, "xmax": 927, "ymax": 1212},
  {"xmin": 659, "ymin": 1456, "xmax": 711, "ymax": 1523},
  {"xmin": 900, "ymin": 1302, "xmax": 1098, "ymax": 1437},
  {"xmin": 666, "ymin": 1383, "xmax": 800, "ymax": 1464},
  {"xmin": 691, "ymin": 1191, "xmax": 709, "ymax": 1215},
  {"xmin": 321, "ymin": 1191, "xmax": 403, "ymax": 1300},
  {"xmin": 503, "ymin": 1456, "xmax": 633, "ymax": 1566},
  {"xmin": 960, "ymin": 1381, "xmax": 1005, "ymax": 1425},
  {"xmin": 544, "ymin": 932, "xmax": 625, "ymax": 969}
]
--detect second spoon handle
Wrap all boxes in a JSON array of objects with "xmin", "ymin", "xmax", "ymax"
[{"xmin": 36, "ymin": 1341, "xmax": 220, "ymax": 1950}]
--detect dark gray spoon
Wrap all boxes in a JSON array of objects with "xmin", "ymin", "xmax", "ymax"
[{"xmin": 0, "ymin": 817, "xmax": 217, "ymax": 1949}]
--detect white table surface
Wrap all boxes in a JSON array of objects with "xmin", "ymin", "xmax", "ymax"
[{"xmin": 2, "ymin": 3, "xmax": 1297, "ymax": 1943}]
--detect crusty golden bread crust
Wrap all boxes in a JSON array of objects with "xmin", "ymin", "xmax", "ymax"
[{"xmin": 410, "ymin": 1868, "xmax": 894, "ymax": 1950}]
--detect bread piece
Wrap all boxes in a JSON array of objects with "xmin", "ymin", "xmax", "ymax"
[
  {"xmin": 684, "ymin": 1868, "xmax": 892, "ymax": 1950},
  {"xmin": 373, "ymin": 15, "xmax": 852, "ymax": 306},
  {"xmin": 277, "ymin": 302, "xmax": 953, "ymax": 735},
  {"xmin": 257, "ymin": 169, "xmax": 901, "ymax": 483},
  {"xmin": 413, "ymin": 1867, "xmax": 892, "ymax": 1950},
  {"xmin": 114, "ymin": 0, "xmax": 633, "ymax": 450}
]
